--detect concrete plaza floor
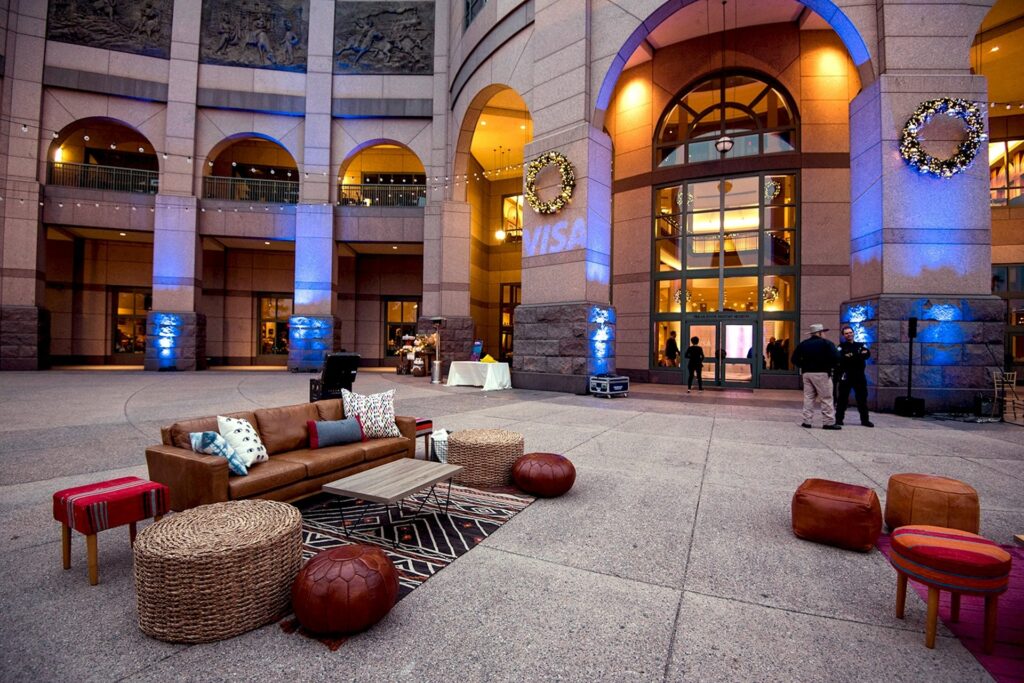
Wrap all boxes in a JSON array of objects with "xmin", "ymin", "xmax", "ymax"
[{"xmin": 1, "ymin": 368, "xmax": 1021, "ymax": 682}]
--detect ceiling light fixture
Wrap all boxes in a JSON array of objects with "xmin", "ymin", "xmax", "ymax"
[
  {"xmin": 715, "ymin": 0, "xmax": 734, "ymax": 156},
  {"xmin": 990, "ymin": 46, "xmax": 999, "ymax": 53},
  {"xmin": 119, "ymin": 232, "xmax": 127, "ymax": 236}
]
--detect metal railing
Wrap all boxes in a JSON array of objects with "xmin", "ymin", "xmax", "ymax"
[
  {"xmin": 202, "ymin": 176, "xmax": 299, "ymax": 204},
  {"xmin": 338, "ymin": 183, "xmax": 426, "ymax": 207},
  {"xmin": 47, "ymin": 161, "xmax": 158, "ymax": 194}
]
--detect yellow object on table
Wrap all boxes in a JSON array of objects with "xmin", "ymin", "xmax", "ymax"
[{"xmin": 480, "ymin": 354, "xmax": 496, "ymax": 363}]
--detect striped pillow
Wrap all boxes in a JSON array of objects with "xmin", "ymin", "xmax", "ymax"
[{"xmin": 341, "ymin": 388, "xmax": 402, "ymax": 439}]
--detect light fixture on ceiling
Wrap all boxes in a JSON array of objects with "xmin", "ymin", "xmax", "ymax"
[
  {"xmin": 495, "ymin": 227, "xmax": 507, "ymax": 241},
  {"xmin": 119, "ymin": 232, "xmax": 127, "ymax": 236},
  {"xmin": 264, "ymin": 241, "xmax": 271, "ymax": 245},
  {"xmin": 990, "ymin": 46, "xmax": 999, "ymax": 53},
  {"xmin": 480, "ymin": 120, "xmax": 487, "ymax": 126},
  {"xmin": 392, "ymin": 245, "xmax": 398, "ymax": 250},
  {"xmin": 715, "ymin": 0, "xmax": 734, "ymax": 156}
]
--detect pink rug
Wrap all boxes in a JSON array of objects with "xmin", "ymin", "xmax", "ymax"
[{"xmin": 877, "ymin": 535, "xmax": 1024, "ymax": 682}]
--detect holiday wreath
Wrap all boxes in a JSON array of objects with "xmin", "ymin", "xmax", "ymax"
[
  {"xmin": 525, "ymin": 151, "xmax": 576, "ymax": 214},
  {"xmin": 899, "ymin": 97, "xmax": 986, "ymax": 179}
]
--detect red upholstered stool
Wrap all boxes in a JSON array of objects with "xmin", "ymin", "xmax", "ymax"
[
  {"xmin": 512, "ymin": 453, "xmax": 576, "ymax": 497},
  {"xmin": 888, "ymin": 525, "xmax": 1012, "ymax": 653},
  {"xmin": 415, "ymin": 418, "xmax": 433, "ymax": 459},
  {"xmin": 53, "ymin": 476, "xmax": 168, "ymax": 585},
  {"xmin": 291, "ymin": 545, "xmax": 399, "ymax": 634},
  {"xmin": 791, "ymin": 478, "xmax": 882, "ymax": 552}
]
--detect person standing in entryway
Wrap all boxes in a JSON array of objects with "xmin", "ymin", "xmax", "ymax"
[
  {"xmin": 684, "ymin": 336, "xmax": 704, "ymax": 393},
  {"xmin": 791, "ymin": 323, "xmax": 841, "ymax": 429}
]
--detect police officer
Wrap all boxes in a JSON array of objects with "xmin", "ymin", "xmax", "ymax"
[{"xmin": 835, "ymin": 324, "xmax": 873, "ymax": 427}]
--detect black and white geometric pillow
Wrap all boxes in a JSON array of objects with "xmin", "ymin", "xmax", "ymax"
[
  {"xmin": 341, "ymin": 389, "xmax": 402, "ymax": 439},
  {"xmin": 217, "ymin": 416, "xmax": 269, "ymax": 467}
]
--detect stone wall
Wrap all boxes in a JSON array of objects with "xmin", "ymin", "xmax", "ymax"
[
  {"xmin": 512, "ymin": 303, "xmax": 616, "ymax": 394},
  {"xmin": 0, "ymin": 306, "xmax": 50, "ymax": 370}
]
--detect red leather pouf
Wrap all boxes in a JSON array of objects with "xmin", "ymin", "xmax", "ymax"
[
  {"xmin": 291, "ymin": 545, "xmax": 399, "ymax": 635},
  {"xmin": 512, "ymin": 453, "xmax": 576, "ymax": 497}
]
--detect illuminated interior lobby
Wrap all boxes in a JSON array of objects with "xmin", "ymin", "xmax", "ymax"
[{"xmin": 1, "ymin": 0, "xmax": 1022, "ymax": 411}]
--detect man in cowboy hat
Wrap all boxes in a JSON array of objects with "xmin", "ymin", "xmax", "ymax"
[{"xmin": 791, "ymin": 323, "xmax": 841, "ymax": 429}]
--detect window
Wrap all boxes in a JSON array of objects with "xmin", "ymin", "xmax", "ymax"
[
  {"xmin": 258, "ymin": 296, "xmax": 293, "ymax": 355},
  {"xmin": 989, "ymin": 140, "xmax": 1023, "ymax": 207},
  {"xmin": 465, "ymin": 0, "xmax": 487, "ymax": 29},
  {"xmin": 499, "ymin": 283, "xmax": 521, "ymax": 362},
  {"xmin": 656, "ymin": 74, "xmax": 797, "ymax": 168},
  {"xmin": 113, "ymin": 289, "xmax": 151, "ymax": 354},
  {"xmin": 385, "ymin": 300, "xmax": 420, "ymax": 355},
  {"xmin": 499, "ymin": 194, "xmax": 524, "ymax": 243}
]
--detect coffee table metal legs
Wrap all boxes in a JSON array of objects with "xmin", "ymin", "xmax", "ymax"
[{"xmin": 338, "ymin": 479, "xmax": 456, "ymax": 548}]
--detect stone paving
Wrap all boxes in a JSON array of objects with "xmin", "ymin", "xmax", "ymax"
[{"xmin": 1, "ymin": 369, "xmax": 1021, "ymax": 682}]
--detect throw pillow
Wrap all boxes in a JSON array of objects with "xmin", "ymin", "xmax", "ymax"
[
  {"xmin": 217, "ymin": 415, "xmax": 269, "ymax": 467},
  {"xmin": 307, "ymin": 417, "xmax": 367, "ymax": 449},
  {"xmin": 190, "ymin": 431, "xmax": 248, "ymax": 476},
  {"xmin": 341, "ymin": 388, "xmax": 402, "ymax": 439}
]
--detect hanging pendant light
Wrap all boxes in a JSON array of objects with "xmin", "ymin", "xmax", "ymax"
[{"xmin": 715, "ymin": 0, "xmax": 734, "ymax": 156}]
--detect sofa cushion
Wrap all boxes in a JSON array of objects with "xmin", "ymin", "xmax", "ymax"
[
  {"xmin": 218, "ymin": 415, "xmax": 268, "ymax": 466},
  {"xmin": 361, "ymin": 437, "xmax": 409, "ymax": 462},
  {"xmin": 254, "ymin": 403, "xmax": 319, "ymax": 455},
  {"xmin": 314, "ymin": 399, "xmax": 343, "ymax": 421},
  {"xmin": 308, "ymin": 417, "xmax": 365, "ymax": 449},
  {"xmin": 275, "ymin": 444, "xmax": 366, "ymax": 478},
  {"xmin": 227, "ymin": 457, "xmax": 306, "ymax": 499},
  {"xmin": 190, "ymin": 431, "xmax": 248, "ymax": 476},
  {"xmin": 168, "ymin": 411, "xmax": 256, "ymax": 449},
  {"xmin": 342, "ymin": 389, "xmax": 401, "ymax": 438}
]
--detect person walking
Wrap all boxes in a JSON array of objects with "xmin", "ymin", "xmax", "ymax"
[
  {"xmin": 665, "ymin": 330, "xmax": 680, "ymax": 367},
  {"xmin": 836, "ymin": 324, "xmax": 874, "ymax": 427},
  {"xmin": 791, "ymin": 323, "xmax": 841, "ymax": 429},
  {"xmin": 684, "ymin": 336, "xmax": 705, "ymax": 393}
]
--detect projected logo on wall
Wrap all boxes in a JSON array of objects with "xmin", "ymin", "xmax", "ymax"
[{"xmin": 522, "ymin": 219, "xmax": 587, "ymax": 257}]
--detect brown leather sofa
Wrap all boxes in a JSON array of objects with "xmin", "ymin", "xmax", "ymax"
[{"xmin": 146, "ymin": 398, "xmax": 415, "ymax": 511}]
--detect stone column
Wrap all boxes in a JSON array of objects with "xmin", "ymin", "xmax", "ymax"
[
  {"xmin": 514, "ymin": 123, "xmax": 615, "ymax": 393},
  {"xmin": 419, "ymin": 200, "xmax": 474, "ymax": 371},
  {"xmin": 145, "ymin": 0, "xmax": 204, "ymax": 370},
  {"xmin": 289, "ymin": 0, "xmax": 339, "ymax": 371},
  {"xmin": 844, "ymin": 3, "xmax": 1000, "ymax": 411},
  {"xmin": 0, "ymin": 1, "xmax": 49, "ymax": 370}
]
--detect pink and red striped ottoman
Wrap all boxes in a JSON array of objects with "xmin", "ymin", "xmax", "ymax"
[
  {"xmin": 888, "ymin": 525, "xmax": 1012, "ymax": 653},
  {"xmin": 53, "ymin": 476, "xmax": 168, "ymax": 585}
]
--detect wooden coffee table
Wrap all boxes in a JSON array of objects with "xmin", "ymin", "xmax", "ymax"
[{"xmin": 322, "ymin": 458, "xmax": 463, "ymax": 547}]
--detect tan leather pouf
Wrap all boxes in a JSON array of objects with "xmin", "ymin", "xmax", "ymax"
[{"xmin": 884, "ymin": 473, "xmax": 980, "ymax": 533}]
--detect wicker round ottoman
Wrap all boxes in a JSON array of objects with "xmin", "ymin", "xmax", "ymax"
[
  {"xmin": 512, "ymin": 453, "xmax": 576, "ymax": 497},
  {"xmin": 292, "ymin": 545, "xmax": 399, "ymax": 634},
  {"xmin": 133, "ymin": 500, "xmax": 302, "ymax": 643},
  {"xmin": 447, "ymin": 429, "xmax": 524, "ymax": 487},
  {"xmin": 885, "ymin": 473, "xmax": 979, "ymax": 533}
]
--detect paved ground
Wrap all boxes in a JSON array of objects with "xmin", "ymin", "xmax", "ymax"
[{"xmin": 1, "ymin": 369, "xmax": 1021, "ymax": 682}]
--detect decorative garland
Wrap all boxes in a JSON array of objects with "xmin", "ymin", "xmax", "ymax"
[
  {"xmin": 899, "ymin": 98, "xmax": 987, "ymax": 179},
  {"xmin": 524, "ymin": 151, "xmax": 576, "ymax": 214}
]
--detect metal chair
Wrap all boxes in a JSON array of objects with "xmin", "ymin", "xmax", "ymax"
[
  {"xmin": 309, "ymin": 352, "xmax": 360, "ymax": 402},
  {"xmin": 992, "ymin": 371, "xmax": 1020, "ymax": 421}
]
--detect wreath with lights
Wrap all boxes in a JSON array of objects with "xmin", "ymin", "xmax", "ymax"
[
  {"xmin": 899, "ymin": 98, "xmax": 987, "ymax": 179},
  {"xmin": 524, "ymin": 151, "xmax": 576, "ymax": 214}
]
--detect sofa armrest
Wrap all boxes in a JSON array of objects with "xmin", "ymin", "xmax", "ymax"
[
  {"xmin": 394, "ymin": 415, "xmax": 416, "ymax": 459},
  {"xmin": 145, "ymin": 444, "xmax": 230, "ymax": 511}
]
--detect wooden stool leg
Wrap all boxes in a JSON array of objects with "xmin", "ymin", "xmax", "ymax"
[
  {"xmin": 86, "ymin": 533, "xmax": 98, "ymax": 586},
  {"xmin": 925, "ymin": 586, "xmax": 939, "ymax": 649},
  {"xmin": 61, "ymin": 524, "xmax": 71, "ymax": 570},
  {"xmin": 895, "ymin": 571, "xmax": 907, "ymax": 619},
  {"xmin": 129, "ymin": 521, "xmax": 137, "ymax": 546},
  {"xmin": 983, "ymin": 594, "xmax": 1000, "ymax": 655},
  {"xmin": 950, "ymin": 593, "xmax": 960, "ymax": 623}
]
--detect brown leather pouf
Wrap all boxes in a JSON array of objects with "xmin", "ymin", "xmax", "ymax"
[
  {"xmin": 291, "ymin": 545, "xmax": 399, "ymax": 635},
  {"xmin": 791, "ymin": 478, "xmax": 882, "ymax": 552},
  {"xmin": 885, "ymin": 473, "xmax": 980, "ymax": 533},
  {"xmin": 512, "ymin": 453, "xmax": 576, "ymax": 497}
]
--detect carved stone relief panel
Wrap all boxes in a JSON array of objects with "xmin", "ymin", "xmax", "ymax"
[
  {"xmin": 334, "ymin": 2, "xmax": 434, "ymax": 75},
  {"xmin": 46, "ymin": 0, "xmax": 173, "ymax": 59},
  {"xmin": 199, "ymin": 0, "xmax": 309, "ymax": 72}
]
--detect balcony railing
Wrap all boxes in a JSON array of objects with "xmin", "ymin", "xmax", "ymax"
[
  {"xmin": 338, "ymin": 183, "xmax": 426, "ymax": 207},
  {"xmin": 47, "ymin": 161, "xmax": 158, "ymax": 194},
  {"xmin": 202, "ymin": 176, "xmax": 299, "ymax": 204}
]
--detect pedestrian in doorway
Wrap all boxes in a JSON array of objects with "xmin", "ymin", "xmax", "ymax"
[
  {"xmin": 684, "ymin": 336, "xmax": 704, "ymax": 393},
  {"xmin": 791, "ymin": 323, "xmax": 841, "ymax": 429},
  {"xmin": 665, "ymin": 330, "xmax": 680, "ymax": 367},
  {"xmin": 836, "ymin": 324, "xmax": 874, "ymax": 427}
]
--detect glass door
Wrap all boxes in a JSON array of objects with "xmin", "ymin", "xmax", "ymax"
[
  {"xmin": 719, "ymin": 320, "xmax": 755, "ymax": 385},
  {"xmin": 685, "ymin": 323, "xmax": 717, "ymax": 384}
]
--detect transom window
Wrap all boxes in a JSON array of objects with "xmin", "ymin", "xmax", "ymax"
[
  {"xmin": 989, "ymin": 140, "xmax": 1023, "ymax": 207},
  {"xmin": 656, "ymin": 73, "xmax": 797, "ymax": 168}
]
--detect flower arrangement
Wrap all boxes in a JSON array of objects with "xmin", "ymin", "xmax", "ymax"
[{"xmin": 395, "ymin": 332, "xmax": 436, "ymax": 355}]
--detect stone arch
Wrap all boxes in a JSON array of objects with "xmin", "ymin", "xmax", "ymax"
[
  {"xmin": 46, "ymin": 116, "xmax": 162, "ymax": 174},
  {"xmin": 451, "ymin": 84, "xmax": 531, "ymax": 203},
  {"xmin": 202, "ymin": 132, "xmax": 300, "ymax": 174}
]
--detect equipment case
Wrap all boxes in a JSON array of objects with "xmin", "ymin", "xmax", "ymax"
[{"xmin": 589, "ymin": 374, "xmax": 629, "ymax": 398}]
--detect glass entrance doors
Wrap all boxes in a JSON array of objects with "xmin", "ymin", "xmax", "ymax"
[{"xmin": 686, "ymin": 319, "xmax": 756, "ymax": 386}]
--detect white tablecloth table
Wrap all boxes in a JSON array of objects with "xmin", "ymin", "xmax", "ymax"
[{"xmin": 446, "ymin": 361, "xmax": 512, "ymax": 391}]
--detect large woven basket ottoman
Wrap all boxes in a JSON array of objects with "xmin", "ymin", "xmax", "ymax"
[
  {"xmin": 889, "ymin": 525, "xmax": 1012, "ymax": 653},
  {"xmin": 885, "ymin": 473, "xmax": 980, "ymax": 533},
  {"xmin": 133, "ymin": 500, "xmax": 302, "ymax": 643},
  {"xmin": 447, "ymin": 429, "xmax": 524, "ymax": 487}
]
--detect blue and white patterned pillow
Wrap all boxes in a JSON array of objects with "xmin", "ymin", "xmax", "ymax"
[
  {"xmin": 217, "ymin": 415, "xmax": 268, "ymax": 467},
  {"xmin": 341, "ymin": 389, "xmax": 402, "ymax": 439},
  {"xmin": 190, "ymin": 431, "xmax": 248, "ymax": 476}
]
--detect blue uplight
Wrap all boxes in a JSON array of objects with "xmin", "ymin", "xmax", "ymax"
[{"xmin": 153, "ymin": 312, "xmax": 182, "ymax": 369}]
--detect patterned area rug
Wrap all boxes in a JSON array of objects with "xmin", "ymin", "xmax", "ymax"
[
  {"xmin": 280, "ymin": 484, "xmax": 534, "ymax": 649},
  {"xmin": 877, "ymin": 535, "xmax": 1024, "ymax": 682}
]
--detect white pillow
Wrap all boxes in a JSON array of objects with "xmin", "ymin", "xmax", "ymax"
[{"xmin": 217, "ymin": 415, "xmax": 268, "ymax": 466}]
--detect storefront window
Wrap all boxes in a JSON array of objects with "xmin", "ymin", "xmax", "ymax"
[
  {"xmin": 385, "ymin": 299, "xmax": 420, "ymax": 355},
  {"xmin": 989, "ymin": 140, "xmax": 1023, "ymax": 207},
  {"xmin": 113, "ymin": 290, "xmax": 151, "ymax": 354},
  {"xmin": 258, "ymin": 296, "xmax": 292, "ymax": 355}
]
